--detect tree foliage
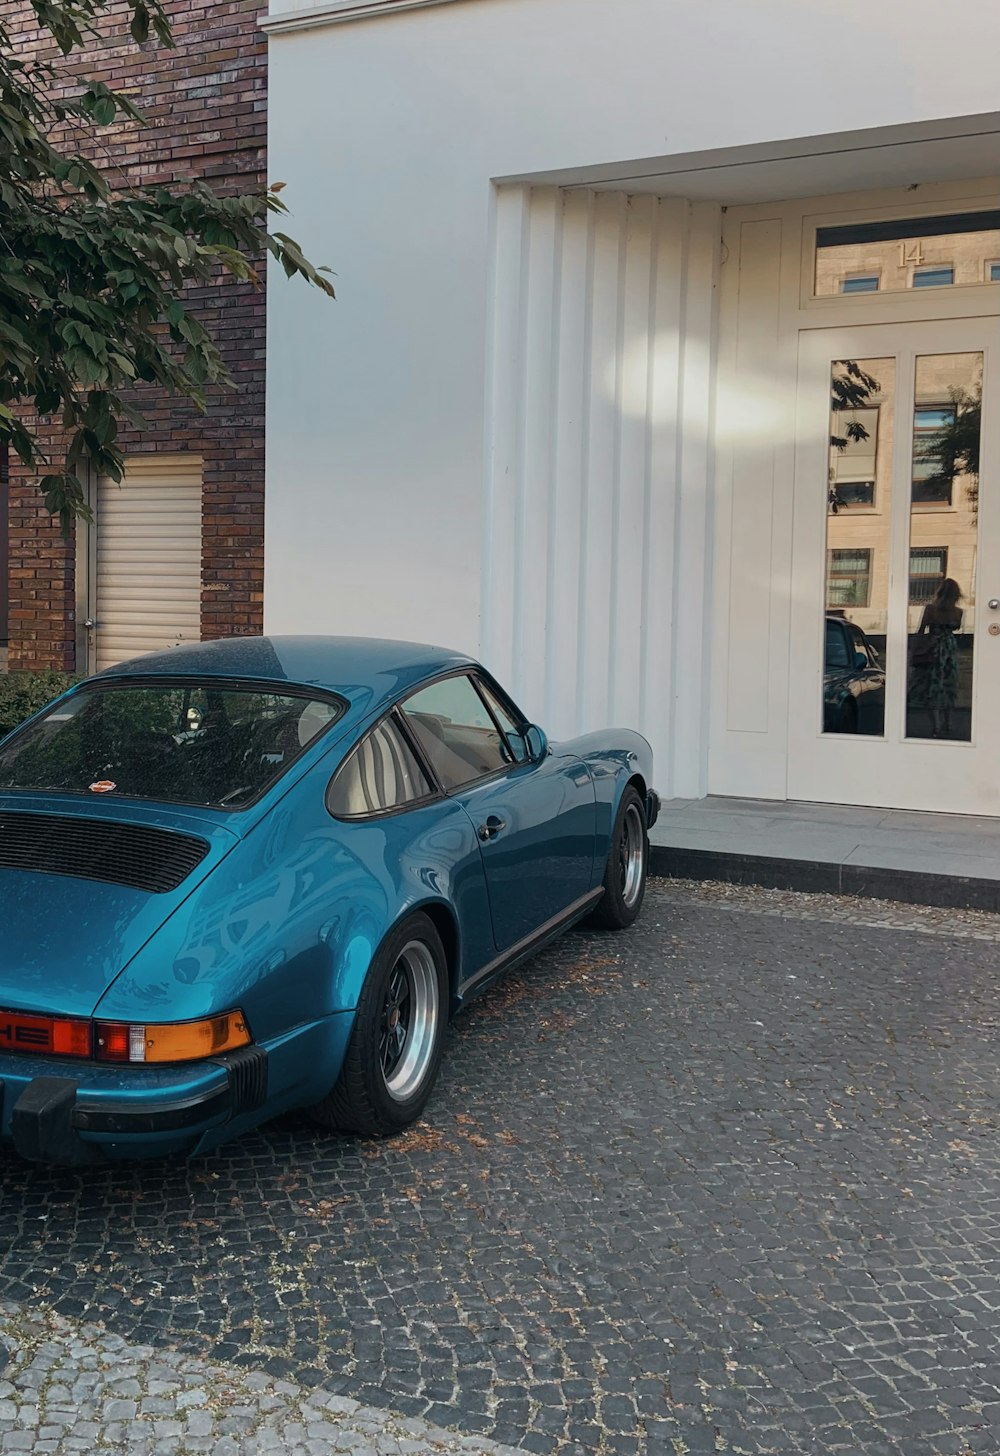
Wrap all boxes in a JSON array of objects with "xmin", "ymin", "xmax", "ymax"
[
  {"xmin": 0, "ymin": 0, "xmax": 334, "ymax": 530},
  {"xmin": 828, "ymin": 360, "xmax": 881, "ymax": 514},
  {"xmin": 933, "ymin": 385, "xmax": 981, "ymax": 485},
  {"xmin": 829, "ymin": 360, "xmax": 881, "ymax": 452}
]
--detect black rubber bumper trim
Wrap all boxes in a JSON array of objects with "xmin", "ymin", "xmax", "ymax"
[
  {"xmin": 7, "ymin": 1048, "xmax": 270, "ymax": 1162},
  {"xmin": 224, "ymin": 1045, "xmax": 268, "ymax": 1114},
  {"xmin": 70, "ymin": 1047, "xmax": 269, "ymax": 1134},
  {"xmin": 646, "ymin": 791, "xmax": 661, "ymax": 830},
  {"xmin": 72, "ymin": 1082, "xmax": 232, "ymax": 1135},
  {"xmin": 11, "ymin": 1078, "xmax": 102, "ymax": 1166}
]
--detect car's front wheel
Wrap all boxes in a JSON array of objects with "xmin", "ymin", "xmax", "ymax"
[
  {"xmin": 310, "ymin": 912, "xmax": 448, "ymax": 1136},
  {"xmin": 590, "ymin": 786, "xmax": 649, "ymax": 930}
]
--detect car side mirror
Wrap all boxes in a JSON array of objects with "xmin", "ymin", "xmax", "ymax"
[
  {"xmin": 524, "ymin": 724, "xmax": 548, "ymax": 762},
  {"xmin": 854, "ymin": 650, "xmax": 868, "ymax": 671}
]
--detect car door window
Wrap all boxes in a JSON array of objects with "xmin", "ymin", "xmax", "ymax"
[
  {"xmin": 327, "ymin": 716, "xmax": 434, "ymax": 818},
  {"xmin": 400, "ymin": 675, "xmax": 510, "ymax": 790}
]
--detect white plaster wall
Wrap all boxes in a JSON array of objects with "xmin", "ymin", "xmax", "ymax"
[
  {"xmin": 264, "ymin": 0, "xmax": 1000, "ymax": 788},
  {"xmin": 483, "ymin": 188, "xmax": 718, "ymax": 797}
]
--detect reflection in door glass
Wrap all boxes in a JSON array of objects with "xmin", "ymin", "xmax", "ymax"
[
  {"xmin": 823, "ymin": 359, "xmax": 893, "ymax": 735},
  {"xmin": 814, "ymin": 211, "xmax": 1000, "ymax": 295},
  {"xmin": 905, "ymin": 353, "xmax": 982, "ymax": 742}
]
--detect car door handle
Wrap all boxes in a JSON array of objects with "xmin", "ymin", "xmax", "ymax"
[{"xmin": 478, "ymin": 816, "xmax": 507, "ymax": 842}]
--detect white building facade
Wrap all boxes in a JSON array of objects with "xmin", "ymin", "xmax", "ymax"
[{"xmin": 262, "ymin": 0, "xmax": 1000, "ymax": 816}]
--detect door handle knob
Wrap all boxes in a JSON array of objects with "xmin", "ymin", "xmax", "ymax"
[
  {"xmin": 478, "ymin": 816, "xmax": 507, "ymax": 841},
  {"xmin": 82, "ymin": 618, "xmax": 97, "ymax": 629},
  {"xmin": 989, "ymin": 599, "xmax": 1000, "ymax": 611}
]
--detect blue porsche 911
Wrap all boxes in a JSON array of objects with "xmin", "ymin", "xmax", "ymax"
[{"xmin": 0, "ymin": 637, "xmax": 659, "ymax": 1164}]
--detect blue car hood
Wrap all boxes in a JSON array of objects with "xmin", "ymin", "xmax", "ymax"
[{"xmin": 0, "ymin": 796, "xmax": 239, "ymax": 1020}]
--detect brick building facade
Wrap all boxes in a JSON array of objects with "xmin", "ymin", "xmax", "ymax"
[{"xmin": 1, "ymin": 0, "xmax": 267, "ymax": 673}]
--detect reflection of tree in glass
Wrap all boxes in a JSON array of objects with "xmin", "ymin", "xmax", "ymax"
[
  {"xmin": 925, "ymin": 386, "xmax": 982, "ymax": 516},
  {"xmin": 829, "ymin": 361, "xmax": 881, "ymax": 514},
  {"xmin": 0, "ymin": 690, "xmax": 181, "ymax": 796},
  {"xmin": 0, "ymin": 685, "xmax": 337, "ymax": 807}
]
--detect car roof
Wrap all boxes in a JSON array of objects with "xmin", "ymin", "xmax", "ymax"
[{"xmin": 94, "ymin": 636, "xmax": 479, "ymax": 721}]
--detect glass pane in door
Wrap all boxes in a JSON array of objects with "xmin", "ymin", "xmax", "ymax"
[
  {"xmin": 823, "ymin": 358, "xmax": 893, "ymax": 735},
  {"xmin": 905, "ymin": 353, "xmax": 982, "ymax": 742}
]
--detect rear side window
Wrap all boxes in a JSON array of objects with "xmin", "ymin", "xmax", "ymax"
[
  {"xmin": 400, "ymin": 675, "xmax": 510, "ymax": 790},
  {"xmin": 824, "ymin": 620, "xmax": 851, "ymax": 669},
  {"xmin": 327, "ymin": 717, "xmax": 434, "ymax": 819}
]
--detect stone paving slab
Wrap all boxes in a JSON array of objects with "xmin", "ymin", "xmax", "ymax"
[
  {"xmin": 0, "ymin": 1301, "xmax": 521, "ymax": 1456},
  {"xmin": 650, "ymin": 797, "xmax": 1000, "ymax": 910},
  {"xmin": 2, "ymin": 881, "xmax": 1000, "ymax": 1453}
]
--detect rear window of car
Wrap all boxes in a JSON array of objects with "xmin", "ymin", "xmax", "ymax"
[{"xmin": 0, "ymin": 680, "xmax": 345, "ymax": 810}]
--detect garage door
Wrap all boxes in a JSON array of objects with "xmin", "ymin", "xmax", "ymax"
[{"xmin": 93, "ymin": 455, "xmax": 202, "ymax": 672}]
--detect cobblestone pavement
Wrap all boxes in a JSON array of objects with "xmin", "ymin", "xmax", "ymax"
[
  {"xmin": 2, "ymin": 879, "xmax": 1000, "ymax": 1454},
  {"xmin": 0, "ymin": 1301, "xmax": 520, "ymax": 1455}
]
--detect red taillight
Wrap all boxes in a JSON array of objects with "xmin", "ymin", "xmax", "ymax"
[
  {"xmin": 94, "ymin": 1022, "xmax": 131, "ymax": 1062},
  {"xmin": 0, "ymin": 1009, "xmax": 91, "ymax": 1058},
  {"xmin": 50, "ymin": 1018, "xmax": 93, "ymax": 1058}
]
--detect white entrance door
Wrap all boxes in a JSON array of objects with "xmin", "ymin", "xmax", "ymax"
[
  {"xmin": 82, "ymin": 455, "xmax": 203, "ymax": 674},
  {"xmin": 789, "ymin": 319, "xmax": 999, "ymax": 815}
]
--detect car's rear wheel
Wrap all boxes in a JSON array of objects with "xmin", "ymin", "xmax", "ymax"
[
  {"xmin": 310, "ymin": 912, "xmax": 448, "ymax": 1136},
  {"xmin": 590, "ymin": 786, "xmax": 648, "ymax": 930}
]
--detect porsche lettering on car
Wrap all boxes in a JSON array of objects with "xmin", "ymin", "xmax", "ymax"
[{"xmin": 0, "ymin": 637, "xmax": 659, "ymax": 1164}]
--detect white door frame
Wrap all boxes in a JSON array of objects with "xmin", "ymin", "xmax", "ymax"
[
  {"xmin": 709, "ymin": 177, "xmax": 1000, "ymax": 804},
  {"xmin": 788, "ymin": 317, "xmax": 999, "ymax": 814}
]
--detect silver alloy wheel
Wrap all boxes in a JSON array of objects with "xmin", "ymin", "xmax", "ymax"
[
  {"xmin": 620, "ymin": 802, "xmax": 646, "ymax": 908},
  {"xmin": 379, "ymin": 939, "xmax": 440, "ymax": 1102}
]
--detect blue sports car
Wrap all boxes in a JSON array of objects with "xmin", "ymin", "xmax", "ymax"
[{"xmin": 0, "ymin": 637, "xmax": 659, "ymax": 1164}]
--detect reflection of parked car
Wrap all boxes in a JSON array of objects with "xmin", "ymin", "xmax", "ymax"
[
  {"xmin": 0, "ymin": 637, "xmax": 659, "ymax": 1165},
  {"xmin": 824, "ymin": 615, "xmax": 886, "ymax": 734}
]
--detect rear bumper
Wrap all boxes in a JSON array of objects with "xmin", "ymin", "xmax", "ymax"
[
  {"xmin": 1, "ymin": 1046, "xmax": 267, "ymax": 1166},
  {"xmin": 645, "ymin": 790, "xmax": 661, "ymax": 830}
]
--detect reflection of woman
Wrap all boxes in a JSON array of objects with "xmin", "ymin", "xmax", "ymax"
[{"xmin": 909, "ymin": 578, "xmax": 963, "ymax": 738}]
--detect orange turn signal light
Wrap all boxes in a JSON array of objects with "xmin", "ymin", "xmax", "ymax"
[{"xmin": 94, "ymin": 1011, "xmax": 251, "ymax": 1065}]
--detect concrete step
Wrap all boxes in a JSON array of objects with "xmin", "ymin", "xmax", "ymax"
[{"xmin": 649, "ymin": 797, "xmax": 1000, "ymax": 912}]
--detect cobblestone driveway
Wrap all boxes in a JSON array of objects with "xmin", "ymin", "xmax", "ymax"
[{"xmin": 2, "ymin": 881, "xmax": 1000, "ymax": 1455}]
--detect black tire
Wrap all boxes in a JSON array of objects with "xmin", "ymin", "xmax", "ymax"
[
  {"xmin": 310, "ymin": 912, "xmax": 448, "ymax": 1136},
  {"xmin": 590, "ymin": 786, "xmax": 648, "ymax": 930}
]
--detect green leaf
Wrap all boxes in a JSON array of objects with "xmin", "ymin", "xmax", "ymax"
[
  {"xmin": 130, "ymin": 5, "xmax": 150, "ymax": 43},
  {"xmin": 0, "ymin": 0, "xmax": 334, "ymax": 525}
]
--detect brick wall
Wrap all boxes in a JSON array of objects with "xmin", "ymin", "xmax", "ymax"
[{"xmin": 3, "ymin": 0, "xmax": 267, "ymax": 671}]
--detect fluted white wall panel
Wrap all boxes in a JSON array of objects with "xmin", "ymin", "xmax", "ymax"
[{"xmin": 483, "ymin": 187, "xmax": 720, "ymax": 798}]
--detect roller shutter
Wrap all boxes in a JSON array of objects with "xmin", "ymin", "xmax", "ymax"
[{"xmin": 94, "ymin": 455, "xmax": 202, "ymax": 672}]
